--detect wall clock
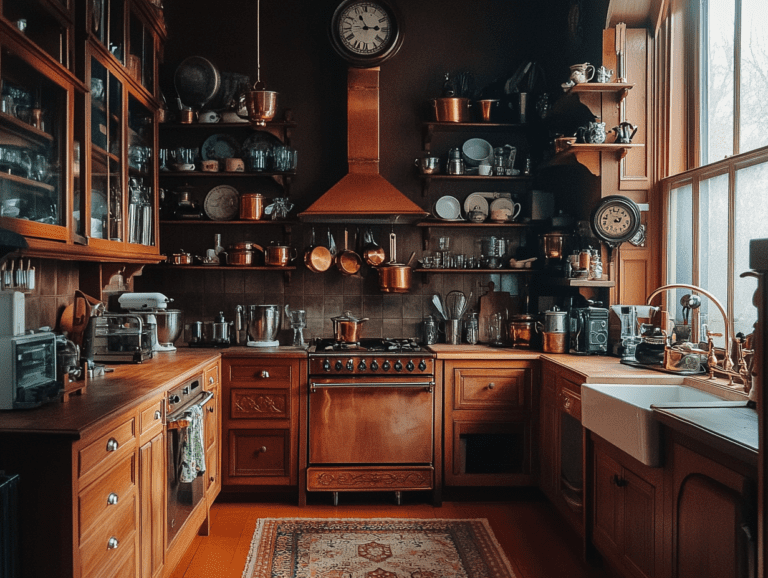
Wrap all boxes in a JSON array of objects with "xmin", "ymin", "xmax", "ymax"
[
  {"xmin": 590, "ymin": 195, "xmax": 642, "ymax": 249},
  {"xmin": 330, "ymin": 0, "xmax": 404, "ymax": 68}
]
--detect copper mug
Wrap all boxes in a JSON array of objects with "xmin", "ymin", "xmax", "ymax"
[{"xmin": 264, "ymin": 244, "xmax": 297, "ymax": 267}]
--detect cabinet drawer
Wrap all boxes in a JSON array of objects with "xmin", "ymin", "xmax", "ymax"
[
  {"xmin": 139, "ymin": 398, "xmax": 164, "ymax": 436},
  {"xmin": 559, "ymin": 387, "xmax": 581, "ymax": 421},
  {"xmin": 226, "ymin": 361, "xmax": 292, "ymax": 387},
  {"xmin": 79, "ymin": 418, "xmax": 136, "ymax": 480},
  {"xmin": 230, "ymin": 388, "xmax": 291, "ymax": 420},
  {"xmin": 205, "ymin": 362, "xmax": 220, "ymax": 390},
  {"xmin": 79, "ymin": 454, "xmax": 135, "ymax": 541},
  {"xmin": 228, "ymin": 429, "xmax": 289, "ymax": 477},
  {"xmin": 80, "ymin": 495, "xmax": 136, "ymax": 578},
  {"xmin": 454, "ymin": 368, "xmax": 528, "ymax": 410}
]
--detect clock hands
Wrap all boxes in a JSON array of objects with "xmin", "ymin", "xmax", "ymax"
[{"xmin": 358, "ymin": 14, "xmax": 380, "ymax": 31}]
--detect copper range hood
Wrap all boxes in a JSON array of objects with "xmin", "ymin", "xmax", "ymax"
[{"xmin": 299, "ymin": 67, "xmax": 428, "ymax": 224}]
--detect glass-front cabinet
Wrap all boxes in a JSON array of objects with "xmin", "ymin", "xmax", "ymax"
[
  {"xmin": 0, "ymin": 0, "xmax": 164, "ymax": 261},
  {"xmin": 0, "ymin": 40, "xmax": 70, "ymax": 241}
]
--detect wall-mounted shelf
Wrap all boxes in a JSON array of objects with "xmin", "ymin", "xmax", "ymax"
[
  {"xmin": 565, "ymin": 82, "xmax": 634, "ymax": 102},
  {"xmin": 155, "ymin": 263, "xmax": 296, "ymax": 283},
  {"xmin": 159, "ymin": 220, "xmax": 295, "ymax": 226},
  {"xmin": 545, "ymin": 143, "xmax": 644, "ymax": 176},
  {"xmin": 419, "ymin": 173, "xmax": 531, "ymax": 196},
  {"xmin": 417, "ymin": 219, "xmax": 540, "ymax": 249},
  {"xmin": 422, "ymin": 121, "xmax": 530, "ymax": 151},
  {"xmin": 548, "ymin": 277, "xmax": 615, "ymax": 288}
]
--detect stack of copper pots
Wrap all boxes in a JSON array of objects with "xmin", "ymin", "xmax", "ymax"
[{"xmin": 539, "ymin": 306, "xmax": 569, "ymax": 353}]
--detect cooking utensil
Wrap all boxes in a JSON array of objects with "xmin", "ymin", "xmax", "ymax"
[
  {"xmin": 445, "ymin": 290, "xmax": 467, "ymax": 320},
  {"xmin": 239, "ymin": 193, "xmax": 265, "ymax": 220},
  {"xmin": 304, "ymin": 227, "xmax": 332, "ymax": 273},
  {"xmin": 431, "ymin": 97, "xmax": 471, "ymax": 122},
  {"xmin": 245, "ymin": 304, "xmax": 282, "ymax": 345},
  {"xmin": 237, "ymin": 0, "xmax": 279, "ymax": 126},
  {"xmin": 167, "ymin": 251, "xmax": 194, "ymax": 265},
  {"xmin": 264, "ymin": 243, "xmax": 296, "ymax": 267},
  {"xmin": 173, "ymin": 56, "xmax": 221, "ymax": 110},
  {"xmin": 377, "ymin": 232, "xmax": 412, "ymax": 293},
  {"xmin": 335, "ymin": 228, "xmax": 362, "ymax": 275},
  {"xmin": 362, "ymin": 227, "xmax": 386, "ymax": 267},
  {"xmin": 226, "ymin": 242, "xmax": 264, "ymax": 266},
  {"xmin": 432, "ymin": 294, "xmax": 448, "ymax": 320},
  {"xmin": 331, "ymin": 310, "xmax": 369, "ymax": 343}
]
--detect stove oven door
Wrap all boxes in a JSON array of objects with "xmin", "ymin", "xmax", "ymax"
[{"xmin": 308, "ymin": 378, "xmax": 434, "ymax": 464}]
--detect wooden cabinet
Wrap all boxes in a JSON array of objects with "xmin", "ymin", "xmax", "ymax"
[
  {"xmin": 443, "ymin": 359, "xmax": 536, "ymax": 486},
  {"xmin": 538, "ymin": 360, "xmax": 585, "ymax": 535},
  {"xmin": 221, "ymin": 354, "xmax": 304, "ymax": 488},
  {"xmin": 590, "ymin": 434, "xmax": 664, "ymax": 578},
  {"xmin": 664, "ymin": 431, "xmax": 756, "ymax": 578},
  {"xmin": 0, "ymin": 0, "xmax": 166, "ymax": 263},
  {"xmin": 203, "ymin": 360, "xmax": 221, "ymax": 504},
  {"xmin": 138, "ymin": 394, "xmax": 164, "ymax": 578}
]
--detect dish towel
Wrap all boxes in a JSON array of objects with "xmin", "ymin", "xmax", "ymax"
[{"xmin": 179, "ymin": 404, "xmax": 206, "ymax": 483}]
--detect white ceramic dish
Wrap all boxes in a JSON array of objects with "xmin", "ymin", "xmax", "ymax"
[
  {"xmin": 463, "ymin": 193, "xmax": 490, "ymax": 216},
  {"xmin": 489, "ymin": 197, "xmax": 520, "ymax": 221},
  {"xmin": 203, "ymin": 185, "xmax": 240, "ymax": 221},
  {"xmin": 434, "ymin": 195, "xmax": 462, "ymax": 220}
]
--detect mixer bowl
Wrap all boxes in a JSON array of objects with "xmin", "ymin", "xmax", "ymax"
[
  {"xmin": 153, "ymin": 309, "xmax": 184, "ymax": 346},
  {"xmin": 246, "ymin": 305, "xmax": 282, "ymax": 343}
]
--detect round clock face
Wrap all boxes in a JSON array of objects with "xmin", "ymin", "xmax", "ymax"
[
  {"xmin": 330, "ymin": 0, "xmax": 403, "ymax": 67},
  {"xmin": 591, "ymin": 195, "xmax": 641, "ymax": 246}
]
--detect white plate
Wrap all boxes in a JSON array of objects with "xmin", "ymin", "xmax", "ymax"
[
  {"xmin": 464, "ymin": 193, "xmax": 489, "ymax": 216},
  {"xmin": 434, "ymin": 196, "xmax": 461, "ymax": 220},
  {"xmin": 204, "ymin": 185, "xmax": 240, "ymax": 221}
]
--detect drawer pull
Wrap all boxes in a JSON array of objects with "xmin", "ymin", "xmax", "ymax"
[
  {"xmin": 259, "ymin": 446, "xmax": 267, "ymax": 453},
  {"xmin": 154, "ymin": 410, "xmax": 162, "ymax": 421},
  {"xmin": 107, "ymin": 492, "xmax": 119, "ymax": 506},
  {"xmin": 612, "ymin": 474, "xmax": 627, "ymax": 487},
  {"xmin": 107, "ymin": 537, "xmax": 119, "ymax": 550},
  {"xmin": 106, "ymin": 438, "xmax": 119, "ymax": 452},
  {"xmin": 210, "ymin": 475, "xmax": 215, "ymax": 483},
  {"xmin": 488, "ymin": 382, "xmax": 495, "ymax": 390},
  {"xmin": 563, "ymin": 397, "xmax": 572, "ymax": 410},
  {"xmin": 208, "ymin": 406, "xmax": 214, "ymax": 413},
  {"xmin": 209, "ymin": 376, "xmax": 215, "ymax": 385},
  {"xmin": 260, "ymin": 370, "xmax": 270, "ymax": 379}
]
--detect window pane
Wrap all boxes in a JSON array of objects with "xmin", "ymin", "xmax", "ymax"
[
  {"xmin": 667, "ymin": 184, "xmax": 694, "ymax": 287},
  {"xmin": 702, "ymin": 0, "xmax": 735, "ymax": 164},
  {"xmin": 739, "ymin": 0, "xmax": 768, "ymax": 153},
  {"xmin": 734, "ymin": 161, "xmax": 768, "ymax": 337},
  {"xmin": 698, "ymin": 173, "xmax": 729, "ymax": 345}
]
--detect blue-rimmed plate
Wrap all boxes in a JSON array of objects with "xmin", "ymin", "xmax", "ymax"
[{"xmin": 201, "ymin": 133, "xmax": 241, "ymax": 161}]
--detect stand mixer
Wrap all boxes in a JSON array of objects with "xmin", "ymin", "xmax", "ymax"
[
  {"xmin": 285, "ymin": 305, "xmax": 306, "ymax": 348},
  {"xmin": 117, "ymin": 292, "xmax": 183, "ymax": 352}
]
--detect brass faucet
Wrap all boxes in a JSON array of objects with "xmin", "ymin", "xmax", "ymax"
[{"xmin": 646, "ymin": 283, "xmax": 752, "ymax": 393}]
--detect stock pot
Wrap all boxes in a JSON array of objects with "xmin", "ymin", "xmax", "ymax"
[{"xmin": 331, "ymin": 311, "xmax": 368, "ymax": 343}]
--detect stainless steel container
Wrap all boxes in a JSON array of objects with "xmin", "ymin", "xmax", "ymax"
[{"xmin": 246, "ymin": 305, "xmax": 282, "ymax": 343}]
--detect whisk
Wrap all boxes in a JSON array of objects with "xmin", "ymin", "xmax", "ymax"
[{"xmin": 445, "ymin": 290, "xmax": 468, "ymax": 320}]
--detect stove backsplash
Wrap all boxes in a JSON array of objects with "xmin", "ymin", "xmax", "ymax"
[{"xmin": 135, "ymin": 228, "xmax": 527, "ymax": 343}]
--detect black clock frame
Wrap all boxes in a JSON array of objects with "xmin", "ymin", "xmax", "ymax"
[
  {"xmin": 590, "ymin": 195, "xmax": 642, "ymax": 248},
  {"xmin": 329, "ymin": 0, "xmax": 404, "ymax": 68}
]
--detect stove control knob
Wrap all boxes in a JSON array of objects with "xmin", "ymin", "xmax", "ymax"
[
  {"xmin": 358, "ymin": 359, "xmax": 367, "ymax": 371},
  {"xmin": 346, "ymin": 359, "xmax": 354, "ymax": 372},
  {"xmin": 406, "ymin": 360, "xmax": 415, "ymax": 372},
  {"xmin": 370, "ymin": 360, "xmax": 379, "ymax": 371},
  {"xmin": 323, "ymin": 359, "xmax": 331, "ymax": 372},
  {"xmin": 382, "ymin": 360, "xmax": 391, "ymax": 371},
  {"xmin": 418, "ymin": 359, "xmax": 427, "ymax": 371},
  {"xmin": 394, "ymin": 360, "xmax": 403, "ymax": 372},
  {"xmin": 334, "ymin": 360, "xmax": 343, "ymax": 371}
]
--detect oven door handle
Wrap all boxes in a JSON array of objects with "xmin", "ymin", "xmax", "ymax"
[
  {"xmin": 310, "ymin": 380, "xmax": 434, "ymax": 393},
  {"xmin": 167, "ymin": 390, "xmax": 214, "ymax": 430}
]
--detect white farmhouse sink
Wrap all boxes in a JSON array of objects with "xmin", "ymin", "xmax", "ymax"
[{"xmin": 581, "ymin": 383, "xmax": 724, "ymax": 467}]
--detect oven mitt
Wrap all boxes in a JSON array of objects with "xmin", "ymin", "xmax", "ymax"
[{"xmin": 179, "ymin": 404, "xmax": 206, "ymax": 483}]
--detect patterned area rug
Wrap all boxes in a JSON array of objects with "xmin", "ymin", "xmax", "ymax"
[{"xmin": 242, "ymin": 518, "xmax": 517, "ymax": 578}]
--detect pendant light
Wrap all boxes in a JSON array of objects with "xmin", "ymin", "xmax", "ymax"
[{"xmin": 243, "ymin": 0, "xmax": 278, "ymax": 126}]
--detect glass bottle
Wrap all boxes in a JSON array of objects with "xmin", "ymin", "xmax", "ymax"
[{"xmin": 466, "ymin": 312, "xmax": 479, "ymax": 345}]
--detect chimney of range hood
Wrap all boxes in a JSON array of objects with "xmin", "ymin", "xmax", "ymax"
[{"xmin": 298, "ymin": 67, "xmax": 428, "ymax": 224}]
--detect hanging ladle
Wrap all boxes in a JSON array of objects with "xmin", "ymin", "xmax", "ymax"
[{"xmin": 239, "ymin": 0, "xmax": 278, "ymax": 125}]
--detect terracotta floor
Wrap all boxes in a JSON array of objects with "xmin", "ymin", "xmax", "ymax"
[{"xmin": 168, "ymin": 491, "xmax": 618, "ymax": 578}]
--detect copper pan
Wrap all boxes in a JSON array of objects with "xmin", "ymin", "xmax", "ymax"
[
  {"xmin": 304, "ymin": 227, "xmax": 332, "ymax": 273},
  {"xmin": 335, "ymin": 228, "xmax": 362, "ymax": 276},
  {"xmin": 362, "ymin": 227, "xmax": 386, "ymax": 267}
]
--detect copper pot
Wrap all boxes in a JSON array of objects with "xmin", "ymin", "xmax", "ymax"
[
  {"xmin": 507, "ymin": 314, "xmax": 541, "ymax": 349},
  {"xmin": 378, "ymin": 232, "xmax": 412, "ymax": 293},
  {"xmin": 168, "ymin": 251, "xmax": 194, "ymax": 265},
  {"xmin": 264, "ymin": 244, "xmax": 297, "ymax": 267},
  {"xmin": 432, "ymin": 97, "xmax": 471, "ymax": 122},
  {"xmin": 362, "ymin": 227, "xmax": 386, "ymax": 267},
  {"xmin": 335, "ymin": 228, "xmax": 362, "ymax": 275},
  {"xmin": 226, "ymin": 242, "xmax": 263, "ymax": 266},
  {"xmin": 239, "ymin": 193, "xmax": 265, "ymax": 220},
  {"xmin": 331, "ymin": 310, "xmax": 369, "ymax": 343}
]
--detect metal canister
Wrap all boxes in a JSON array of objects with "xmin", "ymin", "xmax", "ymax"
[
  {"xmin": 422, "ymin": 315, "xmax": 439, "ymax": 345},
  {"xmin": 542, "ymin": 306, "xmax": 568, "ymax": 333}
]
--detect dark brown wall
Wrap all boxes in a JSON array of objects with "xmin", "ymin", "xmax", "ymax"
[{"xmin": 135, "ymin": 0, "xmax": 610, "ymax": 342}]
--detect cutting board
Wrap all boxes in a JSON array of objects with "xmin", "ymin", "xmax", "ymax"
[{"xmin": 478, "ymin": 281, "xmax": 519, "ymax": 343}]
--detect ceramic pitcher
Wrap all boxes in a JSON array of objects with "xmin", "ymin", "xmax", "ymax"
[{"xmin": 569, "ymin": 63, "xmax": 596, "ymax": 84}]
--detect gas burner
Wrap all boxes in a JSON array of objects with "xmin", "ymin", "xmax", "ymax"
[
  {"xmin": 311, "ymin": 338, "xmax": 424, "ymax": 354},
  {"xmin": 322, "ymin": 341, "xmax": 362, "ymax": 351}
]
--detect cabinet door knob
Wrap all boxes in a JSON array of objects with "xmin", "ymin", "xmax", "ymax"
[
  {"xmin": 259, "ymin": 446, "xmax": 267, "ymax": 453},
  {"xmin": 210, "ymin": 476, "xmax": 215, "ymax": 483},
  {"xmin": 107, "ymin": 492, "xmax": 119, "ymax": 506},
  {"xmin": 208, "ymin": 406, "xmax": 214, "ymax": 413},
  {"xmin": 107, "ymin": 536, "xmax": 119, "ymax": 550},
  {"xmin": 154, "ymin": 410, "xmax": 162, "ymax": 420},
  {"xmin": 209, "ymin": 376, "xmax": 215, "ymax": 385},
  {"xmin": 260, "ymin": 370, "xmax": 270, "ymax": 379},
  {"xmin": 563, "ymin": 397, "xmax": 571, "ymax": 410},
  {"xmin": 106, "ymin": 438, "xmax": 119, "ymax": 452},
  {"xmin": 488, "ymin": 382, "xmax": 495, "ymax": 390},
  {"xmin": 612, "ymin": 474, "xmax": 627, "ymax": 487}
]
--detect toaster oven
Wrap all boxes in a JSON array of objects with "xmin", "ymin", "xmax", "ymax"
[{"xmin": 0, "ymin": 331, "xmax": 59, "ymax": 409}]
